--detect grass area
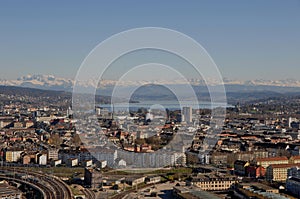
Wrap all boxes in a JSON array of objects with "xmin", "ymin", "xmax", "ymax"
[
  {"xmin": 13, "ymin": 166, "xmax": 192, "ymax": 179},
  {"xmin": 145, "ymin": 167, "xmax": 193, "ymax": 175},
  {"xmin": 113, "ymin": 167, "xmax": 193, "ymax": 175},
  {"xmin": 106, "ymin": 170, "xmax": 131, "ymax": 175},
  {"xmin": 17, "ymin": 167, "xmax": 85, "ymax": 178},
  {"xmin": 160, "ymin": 176, "xmax": 168, "ymax": 183}
]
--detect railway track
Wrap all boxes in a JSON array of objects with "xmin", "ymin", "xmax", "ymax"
[
  {"xmin": 0, "ymin": 167, "xmax": 73, "ymax": 199},
  {"xmin": 82, "ymin": 188, "xmax": 96, "ymax": 199},
  {"xmin": 0, "ymin": 175, "xmax": 51, "ymax": 198}
]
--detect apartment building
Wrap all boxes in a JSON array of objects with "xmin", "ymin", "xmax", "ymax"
[
  {"xmin": 187, "ymin": 174, "xmax": 237, "ymax": 191},
  {"xmin": 256, "ymin": 156, "xmax": 289, "ymax": 168},
  {"xmin": 266, "ymin": 163, "xmax": 300, "ymax": 182}
]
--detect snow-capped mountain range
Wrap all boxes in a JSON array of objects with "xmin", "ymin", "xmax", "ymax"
[{"xmin": 1, "ymin": 74, "xmax": 300, "ymax": 92}]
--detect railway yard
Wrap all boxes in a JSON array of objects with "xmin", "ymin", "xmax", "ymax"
[{"xmin": 0, "ymin": 167, "xmax": 73, "ymax": 199}]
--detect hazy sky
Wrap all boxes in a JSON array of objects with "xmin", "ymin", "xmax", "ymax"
[{"xmin": 0, "ymin": 0, "xmax": 299, "ymax": 80}]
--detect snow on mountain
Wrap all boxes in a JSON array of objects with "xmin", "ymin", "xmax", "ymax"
[
  {"xmin": 0, "ymin": 74, "xmax": 74, "ymax": 91},
  {"xmin": 0, "ymin": 74, "xmax": 300, "ymax": 92},
  {"xmin": 230, "ymin": 79, "xmax": 300, "ymax": 87}
]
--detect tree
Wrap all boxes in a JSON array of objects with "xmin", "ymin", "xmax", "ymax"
[
  {"xmin": 49, "ymin": 134, "xmax": 62, "ymax": 148},
  {"xmin": 135, "ymin": 138, "xmax": 145, "ymax": 145},
  {"xmin": 146, "ymin": 136, "xmax": 161, "ymax": 145},
  {"xmin": 72, "ymin": 134, "xmax": 82, "ymax": 147}
]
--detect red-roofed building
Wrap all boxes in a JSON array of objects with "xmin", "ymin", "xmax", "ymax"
[
  {"xmin": 256, "ymin": 156, "xmax": 289, "ymax": 168},
  {"xmin": 290, "ymin": 156, "xmax": 300, "ymax": 164},
  {"xmin": 246, "ymin": 165, "xmax": 266, "ymax": 178},
  {"xmin": 266, "ymin": 163, "xmax": 300, "ymax": 182}
]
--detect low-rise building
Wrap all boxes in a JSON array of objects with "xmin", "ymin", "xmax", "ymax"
[
  {"xmin": 13, "ymin": 122, "xmax": 23, "ymax": 128},
  {"xmin": 246, "ymin": 165, "xmax": 266, "ymax": 178},
  {"xmin": 25, "ymin": 121, "xmax": 34, "ymax": 128},
  {"xmin": 238, "ymin": 183, "xmax": 279, "ymax": 194},
  {"xmin": 286, "ymin": 177, "xmax": 300, "ymax": 198},
  {"xmin": 125, "ymin": 176, "xmax": 145, "ymax": 186},
  {"xmin": 210, "ymin": 152, "xmax": 228, "ymax": 165},
  {"xmin": 187, "ymin": 174, "xmax": 237, "ymax": 191},
  {"xmin": 235, "ymin": 183, "xmax": 289, "ymax": 199},
  {"xmin": 36, "ymin": 153, "xmax": 47, "ymax": 165},
  {"xmin": 289, "ymin": 156, "xmax": 300, "ymax": 164},
  {"xmin": 21, "ymin": 152, "xmax": 36, "ymax": 165},
  {"xmin": 22, "ymin": 155, "xmax": 31, "ymax": 165},
  {"xmin": 266, "ymin": 164, "xmax": 300, "ymax": 182},
  {"xmin": 82, "ymin": 160, "xmax": 92, "ymax": 167},
  {"xmin": 66, "ymin": 158, "xmax": 78, "ymax": 167},
  {"xmin": 101, "ymin": 176, "xmax": 124, "ymax": 187},
  {"xmin": 145, "ymin": 176, "xmax": 161, "ymax": 184},
  {"xmin": 5, "ymin": 150, "xmax": 23, "ymax": 162},
  {"xmin": 173, "ymin": 186, "xmax": 222, "ymax": 199},
  {"xmin": 234, "ymin": 160, "xmax": 249, "ymax": 176},
  {"xmin": 48, "ymin": 148, "xmax": 59, "ymax": 160},
  {"xmin": 51, "ymin": 159, "xmax": 62, "ymax": 167},
  {"xmin": 84, "ymin": 168, "xmax": 102, "ymax": 188},
  {"xmin": 96, "ymin": 160, "xmax": 107, "ymax": 169},
  {"xmin": 256, "ymin": 156, "xmax": 289, "ymax": 169},
  {"xmin": 115, "ymin": 158, "xmax": 126, "ymax": 168}
]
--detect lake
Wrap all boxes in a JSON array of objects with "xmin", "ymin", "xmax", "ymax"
[{"xmin": 97, "ymin": 100, "xmax": 232, "ymax": 111}]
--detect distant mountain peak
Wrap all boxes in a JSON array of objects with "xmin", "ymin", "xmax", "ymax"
[{"xmin": 0, "ymin": 74, "xmax": 300, "ymax": 93}]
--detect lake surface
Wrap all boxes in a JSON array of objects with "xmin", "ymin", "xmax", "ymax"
[{"xmin": 98, "ymin": 100, "xmax": 232, "ymax": 111}]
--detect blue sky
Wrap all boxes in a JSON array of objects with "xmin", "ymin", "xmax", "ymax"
[{"xmin": 0, "ymin": 0, "xmax": 299, "ymax": 80}]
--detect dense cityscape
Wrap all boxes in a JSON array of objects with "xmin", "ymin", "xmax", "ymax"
[
  {"xmin": 1, "ymin": 1, "xmax": 300, "ymax": 199},
  {"xmin": 0, "ymin": 86, "xmax": 300, "ymax": 199}
]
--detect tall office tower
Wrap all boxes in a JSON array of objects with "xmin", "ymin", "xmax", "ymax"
[
  {"xmin": 182, "ymin": 107, "xmax": 192, "ymax": 123},
  {"xmin": 95, "ymin": 107, "xmax": 101, "ymax": 116},
  {"xmin": 67, "ymin": 106, "xmax": 73, "ymax": 117},
  {"xmin": 289, "ymin": 117, "xmax": 298, "ymax": 128}
]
